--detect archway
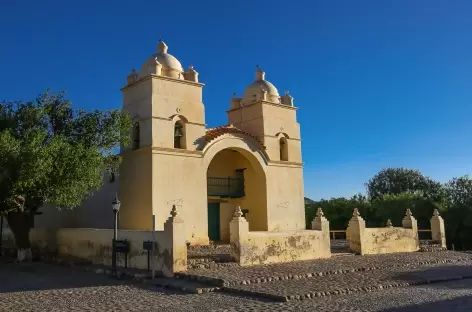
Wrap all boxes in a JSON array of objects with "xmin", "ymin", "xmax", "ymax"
[{"xmin": 204, "ymin": 138, "xmax": 268, "ymax": 243}]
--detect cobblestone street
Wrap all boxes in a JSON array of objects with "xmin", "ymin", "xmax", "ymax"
[{"xmin": 2, "ymin": 254, "xmax": 472, "ymax": 311}]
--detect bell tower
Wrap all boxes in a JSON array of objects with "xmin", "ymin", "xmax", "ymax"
[
  {"xmin": 119, "ymin": 40, "xmax": 207, "ymax": 235},
  {"xmin": 227, "ymin": 67, "xmax": 305, "ymax": 231},
  {"xmin": 227, "ymin": 67, "xmax": 302, "ymax": 164}
]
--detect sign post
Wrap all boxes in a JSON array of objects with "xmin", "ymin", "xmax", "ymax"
[{"xmin": 151, "ymin": 215, "xmax": 156, "ymax": 280}]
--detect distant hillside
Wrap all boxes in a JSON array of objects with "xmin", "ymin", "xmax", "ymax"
[{"xmin": 304, "ymin": 197, "xmax": 315, "ymax": 205}]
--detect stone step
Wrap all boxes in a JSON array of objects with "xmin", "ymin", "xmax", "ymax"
[
  {"xmin": 188, "ymin": 261, "xmax": 239, "ymax": 270},
  {"xmin": 175, "ymin": 272, "xmax": 225, "ymax": 287},
  {"xmin": 187, "ymin": 244, "xmax": 231, "ymax": 258},
  {"xmin": 332, "ymin": 252, "xmax": 356, "ymax": 257},
  {"xmin": 154, "ymin": 277, "xmax": 221, "ymax": 294}
]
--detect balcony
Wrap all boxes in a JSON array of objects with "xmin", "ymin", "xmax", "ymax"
[{"xmin": 207, "ymin": 176, "xmax": 245, "ymax": 198}]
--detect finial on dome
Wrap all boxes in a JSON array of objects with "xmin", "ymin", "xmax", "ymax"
[
  {"xmin": 157, "ymin": 40, "xmax": 168, "ymax": 53},
  {"xmin": 255, "ymin": 65, "xmax": 265, "ymax": 81}
]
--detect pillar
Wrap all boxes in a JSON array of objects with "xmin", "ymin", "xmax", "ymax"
[
  {"xmin": 162, "ymin": 205, "xmax": 187, "ymax": 277},
  {"xmin": 311, "ymin": 208, "xmax": 330, "ymax": 233},
  {"xmin": 402, "ymin": 209, "xmax": 418, "ymax": 230},
  {"xmin": 346, "ymin": 208, "xmax": 365, "ymax": 255},
  {"xmin": 229, "ymin": 206, "xmax": 249, "ymax": 264},
  {"xmin": 402, "ymin": 208, "xmax": 419, "ymax": 251},
  {"xmin": 431, "ymin": 209, "xmax": 446, "ymax": 248}
]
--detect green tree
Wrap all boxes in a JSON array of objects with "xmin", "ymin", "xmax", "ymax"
[
  {"xmin": 305, "ymin": 193, "xmax": 371, "ymax": 230},
  {"xmin": 0, "ymin": 90, "xmax": 132, "ymax": 260},
  {"xmin": 369, "ymin": 193, "xmax": 443, "ymax": 229},
  {"xmin": 366, "ymin": 168, "xmax": 444, "ymax": 202},
  {"xmin": 443, "ymin": 176, "xmax": 472, "ymax": 250}
]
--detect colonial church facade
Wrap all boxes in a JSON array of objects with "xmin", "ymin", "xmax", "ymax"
[{"xmin": 37, "ymin": 40, "xmax": 306, "ymax": 246}]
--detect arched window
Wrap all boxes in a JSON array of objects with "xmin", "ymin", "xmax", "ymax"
[
  {"xmin": 132, "ymin": 122, "xmax": 140, "ymax": 150},
  {"xmin": 279, "ymin": 137, "xmax": 288, "ymax": 161},
  {"xmin": 174, "ymin": 121, "xmax": 185, "ymax": 149}
]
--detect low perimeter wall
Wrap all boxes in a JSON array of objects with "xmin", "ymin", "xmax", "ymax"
[
  {"xmin": 229, "ymin": 207, "xmax": 331, "ymax": 266},
  {"xmin": 346, "ymin": 209, "xmax": 446, "ymax": 255},
  {"xmin": 360, "ymin": 227, "xmax": 419, "ymax": 255},
  {"xmin": 1, "ymin": 206, "xmax": 187, "ymax": 277}
]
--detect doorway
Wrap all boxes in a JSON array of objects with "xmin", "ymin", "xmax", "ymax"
[{"xmin": 207, "ymin": 203, "xmax": 220, "ymax": 242}]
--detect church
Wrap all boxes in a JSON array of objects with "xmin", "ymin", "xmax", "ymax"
[{"xmin": 37, "ymin": 40, "xmax": 306, "ymax": 246}]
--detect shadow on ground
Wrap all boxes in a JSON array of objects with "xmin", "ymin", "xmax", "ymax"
[
  {"xmin": 392, "ymin": 264, "xmax": 472, "ymax": 287},
  {"xmin": 0, "ymin": 260, "xmax": 183, "ymax": 296},
  {"xmin": 383, "ymin": 294, "xmax": 472, "ymax": 311}
]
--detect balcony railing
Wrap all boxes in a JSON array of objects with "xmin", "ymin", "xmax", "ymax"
[{"xmin": 207, "ymin": 176, "xmax": 245, "ymax": 198}]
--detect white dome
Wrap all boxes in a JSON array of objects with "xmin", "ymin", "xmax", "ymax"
[
  {"xmin": 139, "ymin": 41, "xmax": 184, "ymax": 79},
  {"xmin": 243, "ymin": 80, "xmax": 279, "ymax": 98},
  {"xmin": 242, "ymin": 68, "xmax": 280, "ymax": 104}
]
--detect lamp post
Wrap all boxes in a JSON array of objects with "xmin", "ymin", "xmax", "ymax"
[{"xmin": 111, "ymin": 193, "xmax": 121, "ymax": 276}]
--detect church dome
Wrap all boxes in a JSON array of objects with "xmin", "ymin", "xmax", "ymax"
[
  {"xmin": 139, "ymin": 40, "xmax": 184, "ymax": 79},
  {"xmin": 242, "ymin": 68, "xmax": 280, "ymax": 104}
]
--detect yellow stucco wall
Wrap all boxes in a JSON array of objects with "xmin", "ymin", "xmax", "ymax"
[
  {"xmin": 265, "ymin": 164, "xmax": 305, "ymax": 231},
  {"xmin": 219, "ymin": 203, "xmax": 236, "ymax": 242},
  {"xmin": 239, "ymin": 230, "xmax": 330, "ymax": 266},
  {"xmin": 28, "ymin": 223, "xmax": 186, "ymax": 275},
  {"xmin": 151, "ymin": 150, "xmax": 208, "ymax": 245},
  {"xmin": 361, "ymin": 227, "xmax": 420, "ymax": 255},
  {"xmin": 119, "ymin": 150, "xmax": 153, "ymax": 230}
]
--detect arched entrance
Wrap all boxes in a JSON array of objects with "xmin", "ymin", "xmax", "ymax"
[{"xmin": 204, "ymin": 138, "xmax": 268, "ymax": 243}]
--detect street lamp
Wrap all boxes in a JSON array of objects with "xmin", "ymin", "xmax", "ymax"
[{"xmin": 111, "ymin": 193, "xmax": 121, "ymax": 276}]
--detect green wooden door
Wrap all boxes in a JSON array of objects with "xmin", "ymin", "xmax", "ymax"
[{"xmin": 207, "ymin": 203, "xmax": 220, "ymax": 242}]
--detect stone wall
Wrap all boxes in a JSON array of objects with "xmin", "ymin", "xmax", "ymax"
[
  {"xmin": 2, "ymin": 206, "xmax": 187, "ymax": 277},
  {"xmin": 346, "ymin": 208, "xmax": 446, "ymax": 255},
  {"xmin": 230, "ymin": 206, "xmax": 331, "ymax": 266}
]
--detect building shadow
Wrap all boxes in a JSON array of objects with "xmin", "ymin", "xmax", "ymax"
[
  {"xmin": 380, "ymin": 264, "xmax": 472, "ymax": 311},
  {"xmin": 382, "ymin": 294, "xmax": 472, "ymax": 311},
  {"xmin": 391, "ymin": 264, "xmax": 472, "ymax": 288},
  {"xmin": 0, "ymin": 261, "xmax": 185, "ymax": 296}
]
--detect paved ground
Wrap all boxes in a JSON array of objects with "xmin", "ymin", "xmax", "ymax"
[
  {"xmin": 183, "ymin": 251, "xmax": 472, "ymax": 285},
  {"xmin": 2, "ymin": 259, "xmax": 472, "ymax": 311}
]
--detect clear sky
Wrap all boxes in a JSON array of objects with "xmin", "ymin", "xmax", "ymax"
[{"xmin": 1, "ymin": 0, "xmax": 471, "ymax": 200}]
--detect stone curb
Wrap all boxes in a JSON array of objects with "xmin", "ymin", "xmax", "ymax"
[
  {"xmin": 154, "ymin": 280, "xmax": 221, "ymax": 294},
  {"xmin": 180, "ymin": 257, "xmax": 472, "ymax": 287},
  {"xmin": 223, "ymin": 274, "xmax": 472, "ymax": 302}
]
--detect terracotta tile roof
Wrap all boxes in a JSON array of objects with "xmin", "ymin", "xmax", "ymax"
[{"xmin": 204, "ymin": 125, "xmax": 264, "ymax": 148}]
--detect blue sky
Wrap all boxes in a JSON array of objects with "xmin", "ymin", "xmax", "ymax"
[{"xmin": 1, "ymin": 1, "xmax": 471, "ymax": 200}]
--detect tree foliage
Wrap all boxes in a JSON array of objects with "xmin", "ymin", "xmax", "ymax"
[
  {"xmin": 306, "ymin": 169, "xmax": 472, "ymax": 250},
  {"xmin": 443, "ymin": 176, "xmax": 472, "ymax": 250},
  {"xmin": 366, "ymin": 168, "xmax": 444, "ymax": 202},
  {"xmin": 0, "ymin": 90, "xmax": 132, "ymax": 251},
  {"xmin": 306, "ymin": 193, "xmax": 370, "ymax": 230}
]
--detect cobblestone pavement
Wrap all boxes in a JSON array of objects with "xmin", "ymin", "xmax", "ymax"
[
  {"xmin": 184, "ymin": 251, "xmax": 472, "ymax": 285},
  {"xmin": 2, "ymin": 262, "xmax": 472, "ymax": 311},
  {"xmin": 226, "ymin": 262, "xmax": 472, "ymax": 300}
]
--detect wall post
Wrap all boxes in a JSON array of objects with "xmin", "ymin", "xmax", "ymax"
[
  {"xmin": 430, "ymin": 209, "xmax": 446, "ymax": 248},
  {"xmin": 346, "ymin": 208, "xmax": 366, "ymax": 255},
  {"xmin": 229, "ymin": 206, "xmax": 249, "ymax": 264},
  {"xmin": 402, "ymin": 208, "xmax": 419, "ymax": 250},
  {"xmin": 162, "ymin": 205, "xmax": 187, "ymax": 277}
]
